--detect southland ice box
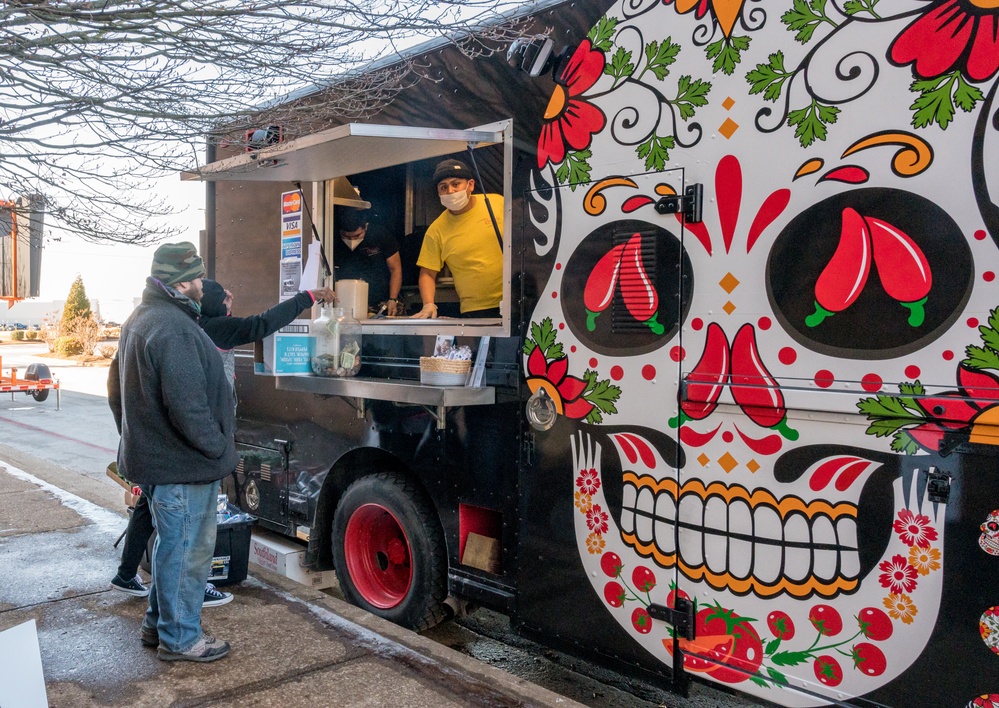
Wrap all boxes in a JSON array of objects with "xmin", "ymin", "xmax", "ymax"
[
  {"xmin": 254, "ymin": 319, "xmax": 313, "ymax": 376},
  {"xmin": 248, "ymin": 529, "xmax": 335, "ymax": 589}
]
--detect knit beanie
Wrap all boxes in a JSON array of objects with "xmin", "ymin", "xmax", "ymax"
[
  {"xmin": 150, "ymin": 242, "xmax": 206, "ymax": 286},
  {"xmin": 200, "ymin": 279, "xmax": 228, "ymax": 318}
]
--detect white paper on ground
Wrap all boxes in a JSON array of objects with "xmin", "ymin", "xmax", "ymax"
[
  {"xmin": 300, "ymin": 241, "xmax": 322, "ymax": 291},
  {"xmin": 0, "ymin": 619, "xmax": 48, "ymax": 708}
]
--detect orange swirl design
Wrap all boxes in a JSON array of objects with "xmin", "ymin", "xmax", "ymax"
[
  {"xmin": 584, "ymin": 177, "xmax": 638, "ymax": 216},
  {"xmin": 842, "ymin": 131, "xmax": 934, "ymax": 177},
  {"xmin": 794, "ymin": 158, "xmax": 824, "ymax": 180}
]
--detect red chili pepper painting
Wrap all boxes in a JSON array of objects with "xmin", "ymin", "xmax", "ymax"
[
  {"xmin": 670, "ymin": 322, "xmax": 730, "ymax": 428},
  {"xmin": 867, "ymin": 216, "xmax": 931, "ymax": 327},
  {"xmin": 807, "ymin": 208, "xmax": 871, "ymax": 327},
  {"xmin": 583, "ymin": 242, "xmax": 627, "ymax": 331},
  {"xmin": 583, "ymin": 233, "xmax": 664, "ymax": 335},
  {"xmin": 730, "ymin": 324, "xmax": 799, "ymax": 440},
  {"xmin": 620, "ymin": 234, "xmax": 665, "ymax": 334},
  {"xmin": 807, "ymin": 208, "xmax": 932, "ymax": 328}
]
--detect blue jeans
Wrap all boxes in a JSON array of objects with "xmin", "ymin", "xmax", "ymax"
[{"xmin": 139, "ymin": 482, "xmax": 218, "ymax": 653}]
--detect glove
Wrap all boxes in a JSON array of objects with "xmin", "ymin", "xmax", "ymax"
[{"xmin": 411, "ymin": 303, "xmax": 438, "ymax": 319}]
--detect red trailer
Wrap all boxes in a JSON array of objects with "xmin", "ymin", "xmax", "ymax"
[{"xmin": 0, "ymin": 357, "xmax": 58, "ymax": 406}]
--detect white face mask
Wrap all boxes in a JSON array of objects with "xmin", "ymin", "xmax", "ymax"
[{"xmin": 440, "ymin": 190, "xmax": 469, "ymax": 212}]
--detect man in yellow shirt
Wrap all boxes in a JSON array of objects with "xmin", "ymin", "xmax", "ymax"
[{"xmin": 413, "ymin": 159, "xmax": 503, "ymax": 318}]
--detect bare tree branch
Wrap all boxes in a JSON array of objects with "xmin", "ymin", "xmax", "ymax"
[{"xmin": 0, "ymin": 0, "xmax": 532, "ymax": 244}]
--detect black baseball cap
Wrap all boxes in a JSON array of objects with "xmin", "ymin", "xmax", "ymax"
[{"xmin": 432, "ymin": 159, "xmax": 473, "ymax": 186}]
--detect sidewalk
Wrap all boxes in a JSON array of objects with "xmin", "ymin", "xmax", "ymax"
[{"xmin": 0, "ymin": 459, "xmax": 582, "ymax": 708}]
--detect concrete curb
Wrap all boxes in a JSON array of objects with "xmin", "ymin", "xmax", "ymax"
[{"xmin": 251, "ymin": 569, "xmax": 585, "ymax": 708}]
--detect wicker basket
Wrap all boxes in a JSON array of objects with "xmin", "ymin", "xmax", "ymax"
[{"xmin": 420, "ymin": 356, "xmax": 470, "ymax": 386}]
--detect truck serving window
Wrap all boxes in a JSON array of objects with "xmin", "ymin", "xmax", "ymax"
[{"xmin": 182, "ymin": 120, "xmax": 513, "ymax": 337}]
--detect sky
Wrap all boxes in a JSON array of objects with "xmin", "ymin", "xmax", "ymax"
[{"xmin": 37, "ymin": 177, "xmax": 206, "ymax": 318}]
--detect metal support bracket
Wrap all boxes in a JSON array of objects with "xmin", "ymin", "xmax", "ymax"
[
  {"xmin": 339, "ymin": 397, "xmax": 366, "ymax": 419},
  {"xmin": 420, "ymin": 404, "xmax": 448, "ymax": 430},
  {"xmin": 655, "ymin": 184, "xmax": 703, "ymax": 223}
]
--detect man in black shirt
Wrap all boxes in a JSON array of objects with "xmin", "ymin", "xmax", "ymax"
[{"xmin": 332, "ymin": 207, "xmax": 402, "ymax": 316}]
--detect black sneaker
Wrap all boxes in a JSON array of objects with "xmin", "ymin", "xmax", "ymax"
[
  {"xmin": 158, "ymin": 635, "xmax": 230, "ymax": 663},
  {"xmin": 110, "ymin": 574, "xmax": 149, "ymax": 597},
  {"xmin": 140, "ymin": 625, "xmax": 158, "ymax": 647},
  {"xmin": 203, "ymin": 583, "xmax": 233, "ymax": 607}
]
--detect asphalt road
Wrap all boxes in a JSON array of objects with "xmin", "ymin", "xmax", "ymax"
[
  {"xmin": 0, "ymin": 342, "xmax": 119, "ymax": 480},
  {"xmin": 0, "ymin": 340, "xmax": 760, "ymax": 708}
]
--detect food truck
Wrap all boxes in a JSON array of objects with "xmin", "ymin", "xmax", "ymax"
[{"xmin": 184, "ymin": 0, "xmax": 999, "ymax": 705}]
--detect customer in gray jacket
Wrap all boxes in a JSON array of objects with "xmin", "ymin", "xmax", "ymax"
[{"xmin": 108, "ymin": 241, "xmax": 237, "ymax": 663}]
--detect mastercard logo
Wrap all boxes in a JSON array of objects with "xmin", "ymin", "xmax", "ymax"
[{"xmin": 282, "ymin": 193, "xmax": 302, "ymax": 213}]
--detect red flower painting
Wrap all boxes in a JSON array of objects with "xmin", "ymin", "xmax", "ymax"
[
  {"xmin": 537, "ymin": 39, "xmax": 607, "ymax": 169},
  {"xmin": 890, "ymin": 0, "xmax": 999, "ymax": 81},
  {"xmin": 878, "ymin": 554, "xmax": 919, "ymax": 594},
  {"xmin": 576, "ymin": 468, "xmax": 601, "ymax": 495},
  {"xmin": 586, "ymin": 504, "xmax": 610, "ymax": 535},
  {"xmin": 526, "ymin": 345, "xmax": 593, "ymax": 419},
  {"xmin": 893, "ymin": 509, "xmax": 939, "ymax": 549}
]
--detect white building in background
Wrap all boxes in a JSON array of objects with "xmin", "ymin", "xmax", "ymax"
[{"xmin": 1, "ymin": 297, "xmax": 137, "ymax": 327}]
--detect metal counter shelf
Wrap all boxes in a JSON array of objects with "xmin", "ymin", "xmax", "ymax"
[{"xmin": 274, "ymin": 375, "xmax": 495, "ymax": 429}]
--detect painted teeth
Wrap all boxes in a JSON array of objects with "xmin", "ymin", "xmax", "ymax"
[{"xmin": 618, "ymin": 473, "xmax": 860, "ymax": 598}]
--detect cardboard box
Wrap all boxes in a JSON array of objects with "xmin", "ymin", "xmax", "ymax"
[
  {"xmin": 254, "ymin": 319, "xmax": 314, "ymax": 376},
  {"xmin": 106, "ymin": 464, "xmax": 130, "ymax": 491},
  {"xmin": 461, "ymin": 532, "xmax": 501, "ymax": 574},
  {"xmin": 108, "ymin": 464, "xmax": 141, "ymax": 507},
  {"xmin": 249, "ymin": 529, "xmax": 336, "ymax": 590}
]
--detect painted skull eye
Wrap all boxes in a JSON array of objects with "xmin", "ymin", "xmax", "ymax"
[{"xmin": 988, "ymin": 522, "xmax": 999, "ymax": 532}]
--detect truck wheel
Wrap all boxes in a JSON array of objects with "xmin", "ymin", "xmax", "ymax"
[
  {"xmin": 332, "ymin": 473, "xmax": 447, "ymax": 631},
  {"xmin": 29, "ymin": 389, "xmax": 49, "ymax": 402}
]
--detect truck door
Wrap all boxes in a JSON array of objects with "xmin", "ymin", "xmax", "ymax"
[{"xmin": 520, "ymin": 166, "xmax": 696, "ymax": 684}]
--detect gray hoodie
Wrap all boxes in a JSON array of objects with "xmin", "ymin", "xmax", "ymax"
[{"xmin": 108, "ymin": 277, "xmax": 238, "ymax": 485}]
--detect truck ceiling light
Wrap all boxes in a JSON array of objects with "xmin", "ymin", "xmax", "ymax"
[{"xmin": 507, "ymin": 35, "xmax": 564, "ymax": 79}]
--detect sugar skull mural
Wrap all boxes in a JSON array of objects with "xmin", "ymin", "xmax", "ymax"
[
  {"xmin": 982, "ymin": 511, "xmax": 999, "ymax": 557},
  {"xmin": 524, "ymin": 0, "xmax": 999, "ymax": 705}
]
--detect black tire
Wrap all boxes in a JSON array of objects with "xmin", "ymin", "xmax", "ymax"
[
  {"xmin": 332, "ymin": 472, "xmax": 448, "ymax": 631},
  {"xmin": 25, "ymin": 364, "xmax": 51, "ymax": 402}
]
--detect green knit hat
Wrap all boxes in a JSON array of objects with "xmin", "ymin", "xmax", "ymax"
[{"xmin": 151, "ymin": 242, "xmax": 206, "ymax": 286}]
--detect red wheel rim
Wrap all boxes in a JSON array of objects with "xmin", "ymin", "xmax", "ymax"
[{"xmin": 343, "ymin": 503, "xmax": 413, "ymax": 609}]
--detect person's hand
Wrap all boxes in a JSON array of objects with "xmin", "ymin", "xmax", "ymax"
[
  {"xmin": 310, "ymin": 287, "xmax": 337, "ymax": 304},
  {"xmin": 411, "ymin": 303, "xmax": 438, "ymax": 319},
  {"xmin": 386, "ymin": 299, "xmax": 399, "ymax": 317}
]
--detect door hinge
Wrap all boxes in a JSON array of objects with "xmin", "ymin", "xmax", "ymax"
[
  {"xmin": 926, "ymin": 467, "xmax": 951, "ymax": 504},
  {"xmin": 655, "ymin": 184, "xmax": 703, "ymax": 224},
  {"xmin": 648, "ymin": 596, "xmax": 696, "ymax": 640}
]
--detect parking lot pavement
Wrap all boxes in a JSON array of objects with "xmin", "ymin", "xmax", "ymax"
[{"xmin": 0, "ymin": 343, "xmax": 120, "ymax": 490}]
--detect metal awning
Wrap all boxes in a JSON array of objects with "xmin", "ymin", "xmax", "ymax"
[{"xmin": 181, "ymin": 123, "xmax": 504, "ymax": 182}]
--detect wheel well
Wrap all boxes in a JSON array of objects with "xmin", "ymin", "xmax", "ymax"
[{"xmin": 313, "ymin": 447, "xmax": 440, "ymax": 571}]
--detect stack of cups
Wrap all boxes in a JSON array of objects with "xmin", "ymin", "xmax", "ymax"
[{"xmin": 334, "ymin": 279, "xmax": 369, "ymax": 320}]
